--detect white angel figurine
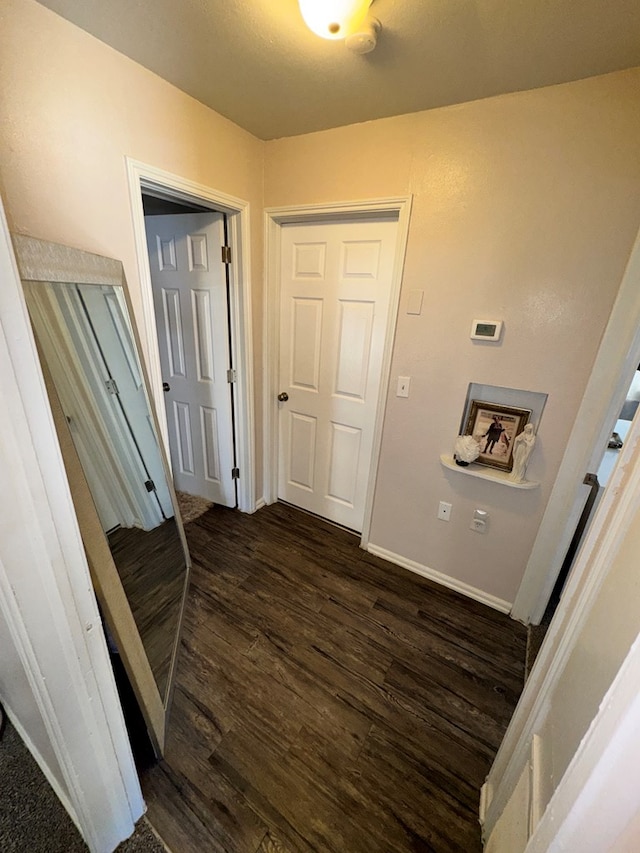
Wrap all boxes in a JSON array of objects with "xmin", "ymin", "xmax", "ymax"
[{"xmin": 510, "ymin": 424, "xmax": 536, "ymax": 482}]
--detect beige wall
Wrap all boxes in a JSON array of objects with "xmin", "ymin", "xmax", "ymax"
[
  {"xmin": 3, "ymin": 0, "xmax": 640, "ymax": 608},
  {"xmin": 265, "ymin": 70, "xmax": 640, "ymax": 604},
  {"xmin": 539, "ymin": 495, "xmax": 640, "ymax": 807},
  {"xmin": 0, "ymin": 0, "xmax": 265, "ymax": 492}
]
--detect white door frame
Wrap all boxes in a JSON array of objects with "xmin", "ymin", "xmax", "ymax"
[
  {"xmin": 523, "ymin": 618, "xmax": 640, "ymax": 853},
  {"xmin": 482, "ymin": 222, "xmax": 640, "ymax": 835},
  {"xmin": 511, "ymin": 227, "xmax": 640, "ymax": 624},
  {"xmin": 483, "ymin": 226, "xmax": 640, "ymax": 846},
  {"xmin": 264, "ymin": 197, "xmax": 412, "ymax": 544},
  {"xmin": 0, "ymin": 200, "xmax": 143, "ymax": 851},
  {"xmin": 126, "ymin": 159, "xmax": 256, "ymax": 513},
  {"xmin": 482, "ymin": 341, "xmax": 640, "ymax": 842}
]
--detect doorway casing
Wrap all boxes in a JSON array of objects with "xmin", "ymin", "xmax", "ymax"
[
  {"xmin": 126, "ymin": 158, "xmax": 256, "ymax": 513},
  {"xmin": 264, "ymin": 197, "xmax": 412, "ymax": 545},
  {"xmin": 0, "ymin": 198, "xmax": 144, "ymax": 852},
  {"xmin": 512, "ymin": 227, "xmax": 640, "ymax": 625},
  {"xmin": 483, "ymin": 224, "xmax": 640, "ymax": 843}
]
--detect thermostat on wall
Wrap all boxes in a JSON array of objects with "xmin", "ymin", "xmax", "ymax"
[{"xmin": 470, "ymin": 319, "xmax": 503, "ymax": 342}]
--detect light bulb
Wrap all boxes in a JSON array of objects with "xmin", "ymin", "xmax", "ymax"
[{"xmin": 298, "ymin": 0, "xmax": 371, "ymax": 40}]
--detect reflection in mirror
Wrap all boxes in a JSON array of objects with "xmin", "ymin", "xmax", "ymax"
[{"xmin": 24, "ymin": 279, "xmax": 187, "ymax": 702}]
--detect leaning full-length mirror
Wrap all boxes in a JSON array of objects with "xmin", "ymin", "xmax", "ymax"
[{"xmin": 13, "ymin": 234, "xmax": 190, "ymax": 754}]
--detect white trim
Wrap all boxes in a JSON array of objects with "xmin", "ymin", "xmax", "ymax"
[
  {"xmin": 529, "ymin": 733, "xmax": 543, "ymax": 837},
  {"xmin": 254, "ymin": 497, "xmax": 267, "ymax": 512},
  {"xmin": 482, "ymin": 383, "xmax": 640, "ymax": 839},
  {"xmin": 263, "ymin": 197, "xmax": 412, "ymax": 544},
  {"xmin": 125, "ymin": 158, "xmax": 256, "ymax": 513},
  {"xmin": 479, "ymin": 781, "xmax": 492, "ymax": 827},
  {"xmin": 0, "ymin": 201, "xmax": 143, "ymax": 851},
  {"xmin": 512, "ymin": 228, "xmax": 640, "ymax": 624},
  {"xmin": 525, "ymin": 632, "xmax": 640, "ymax": 853},
  {"xmin": 366, "ymin": 543, "xmax": 512, "ymax": 614}
]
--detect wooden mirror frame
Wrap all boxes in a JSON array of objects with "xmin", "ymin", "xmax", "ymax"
[{"xmin": 12, "ymin": 234, "xmax": 191, "ymax": 755}]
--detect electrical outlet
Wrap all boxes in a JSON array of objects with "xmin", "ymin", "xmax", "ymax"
[
  {"xmin": 438, "ymin": 501, "xmax": 452, "ymax": 521},
  {"xmin": 471, "ymin": 508, "xmax": 488, "ymax": 533}
]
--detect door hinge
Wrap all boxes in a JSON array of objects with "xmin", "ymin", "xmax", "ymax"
[
  {"xmin": 227, "ymin": 368, "xmax": 237, "ymax": 383},
  {"xmin": 144, "ymin": 479, "xmax": 156, "ymax": 492},
  {"xmin": 105, "ymin": 378, "xmax": 119, "ymax": 395},
  {"xmin": 221, "ymin": 245, "xmax": 232, "ymax": 264},
  {"xmin": 231, "ymin": 468, "xmax": 240, "ymax": 480}
]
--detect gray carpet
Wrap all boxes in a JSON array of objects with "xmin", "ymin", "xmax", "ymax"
[{"xmin": 0, "ymin": 719, "xmax": 166, "ymax": 853}]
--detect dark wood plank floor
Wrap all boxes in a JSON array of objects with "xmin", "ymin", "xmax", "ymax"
[
  {"xmin": 141, "ymin": 503, "xmax": 526, "ymax": 853},
  {"xmin": 109, "ymin": 518, "xmax": 187, "ymax": 698}
]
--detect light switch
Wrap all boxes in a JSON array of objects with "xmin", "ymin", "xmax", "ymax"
[
  {"xmin": 396, "ymin": 376, "xmax": 410, "ymax": 398},
  {"xmin": 406, "ymin": 290, "xmax": 424, "ymax": 315}
]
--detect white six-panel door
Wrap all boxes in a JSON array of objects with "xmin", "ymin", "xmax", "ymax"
[
  {"xmin": 80, "ymin": 285, "xmax": 175, "ymax": 516},
  {"xmin": 145, "ymin": 212, "xmax": 236, "ymax": 507},
  {"xmin": 278, "ymin": 217, "xmax": 398, "ymax": 531}
]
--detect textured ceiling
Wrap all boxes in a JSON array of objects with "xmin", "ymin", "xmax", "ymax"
[{"xmin": 36, "ymin": 0, "xmax": 640, "ymax": 140}]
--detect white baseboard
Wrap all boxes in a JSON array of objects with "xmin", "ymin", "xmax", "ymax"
[
  {"xmin": 366, "ymin": 544, "xmax": 512, "ymax": 614},
  {"xmin": 479, "ymin": 779, "xmax": 492, "ymax": 827},
  {"xmin": 253, "ymin": 497, "xmax": 266, "ymax": 512},
  {"xmin": 528, "ymin": 733, "xmax": 543, "ymax": 837},
  {"xmin": 3, "ymin": 701, "xmax": 80, "ymax": 834}
]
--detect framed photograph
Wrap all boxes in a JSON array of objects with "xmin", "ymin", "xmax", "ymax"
[{"xmin": 464, "ymin": 401, "xmax": 531, "ymax": 472}]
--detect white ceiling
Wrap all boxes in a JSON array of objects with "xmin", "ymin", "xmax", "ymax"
[{"xmin": 37, "ymin": 0, "xmax": 640, "ymax": 140}]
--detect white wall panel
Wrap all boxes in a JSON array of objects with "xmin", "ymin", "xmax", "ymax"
[
  {"xmin": 191, "ymin": 289, "xmax": 214, "ymax": 382},
  {"xmin": 327, "ymin": 422, "xmax": 361, "ymax": 506},
  {"xmin": 335, "ymin": 300, "xmax": 374, "ymax": 400},
  {"xmin": 200, "ymin": 406, "xmax": 221, "ymax": 482},
  {"xmin": 161, "ymin": 289, "xmax": 186, "ymax": 378},
  {"xmin": 293, "ymin": 242, "xmax": 326, "ymax": 279},
  {"xmin": 156, "ymin": 235, "xmax": 177, "ymax": 271},
  {"xmin": 291, "ymin": 297, "xmax": 322, "ymax": 391},
  {"xmin": 288, "ymin": 412, "xmax": 316, "ymax": 490},
  {"xmin": 173, "ymin": 400, "xmax": 194, "ymax": 475},
  {"xmin": 341, "ymin": 240, "xmax": 381, "ymax": 279},
  {"xmin": 187, "ymin": 233, "xmax": 208, "ymax": 272}
]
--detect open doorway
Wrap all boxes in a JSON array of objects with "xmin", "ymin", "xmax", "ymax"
[
  {"xmin": 126, "ymin": 160, "xmax": 256, "ymax": 514},
  {"xmin": 522, "ymin": 346, "xmax": 640, "ymax": 679},
  {"xmin": 525, "ymin": 365, "xmax": 640, "ymax": 676},
  {"xmin": 597, "ymin": 366, "xmax": 640, "ymax": 484},
  {"xmin": 540, "ymin": 364, "xmax": 640, "ymax": 622}
]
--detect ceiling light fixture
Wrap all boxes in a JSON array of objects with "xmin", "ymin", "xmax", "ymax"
[{"xmin": 298, "ymin": 0, "xmax": 380, "ymax": 53}]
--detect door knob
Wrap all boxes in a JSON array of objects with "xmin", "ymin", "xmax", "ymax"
[
  {"xmin": 163, "ymin": 382, "xmax": 170, "ymax": 392},
  {"xmin": 277, "ymin": 392, "xmax": 289, "ymax": 402}
]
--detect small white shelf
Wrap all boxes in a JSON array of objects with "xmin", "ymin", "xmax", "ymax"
[{"xmin": 440, "ymin": 454, "xmax": 539, "ymax": 489}]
